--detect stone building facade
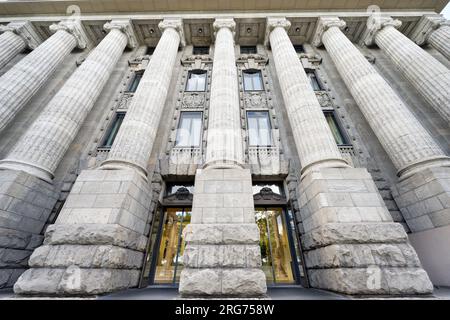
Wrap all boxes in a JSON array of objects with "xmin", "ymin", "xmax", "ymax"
[{"xmin": 0, "ymin": 0, "xmax": 449, "ymax": 297}]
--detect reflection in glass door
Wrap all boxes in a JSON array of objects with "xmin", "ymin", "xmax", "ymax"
[
  {"xmin": 255, "ymin": 208, "xmax": 300, "ymax": 285},
  {"xmin": 151, "ymin": 208, "xmax": 191, "ymax": 285}
]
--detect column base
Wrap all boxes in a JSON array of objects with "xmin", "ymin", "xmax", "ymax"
[
  {"xmin": 392, "ymin": 166, "xmax": 450, "ymax": 233},
  {"xmin": 13, "ymin": 169, "xmax": 151, "ymax": 296},
  {"xmin": 299, "ymin": 167, "xmax": 433, "ymax": 295},
  {"xmin": 179, "ymin": 168, "xmax": 267, "ymax": 298},
  {"xmin": 0, "ymin": 169, "xmax": 59, "ymax": 288}
]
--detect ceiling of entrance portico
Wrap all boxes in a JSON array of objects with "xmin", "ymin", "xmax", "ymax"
[{"xmin": 0, "ymin": 0, "xmax": 447, "ymax": 15}]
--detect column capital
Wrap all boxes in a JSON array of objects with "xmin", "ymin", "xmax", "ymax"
[
  {"xmin": 49, "ymin": 19, "xmax": 90, "ymax": 49},
  {"xmin": 0, "ymin": 21, "xmax": 43, "ymax": 49},
  {"xmin": 212, "ymin": 18, "xmax": 236, "ymax": 41},
  {"xmin": 264, "ymin": 17, "xmax": 291, "ymax": 46},
  {"xmin": 361, "ymin": 15, "xmax": 402, "ymax": 46},
  {"xmin": 158, "ymin": 18, "xmax": 186, "ymax": 47},
  {"xmin": 104, "ymin": 19, "xmax": 138, "ymax": 49},
  {"xmin": 410, "ymin": 14, "xmax": 450, "ymax": 46},
  {"xmin": 312, "ymin": 16, "xmax": 346, "ymax": 47}
]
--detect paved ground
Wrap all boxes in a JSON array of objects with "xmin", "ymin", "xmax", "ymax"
[{"xmin": 1, "ymin": 286, "xmax": 449, "ymax": 300}]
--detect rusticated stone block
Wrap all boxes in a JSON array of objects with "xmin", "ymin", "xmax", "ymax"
[
  {"xmin": 14, "ymin": 267, "xmax": 140, "ymax": 295},
  {"xmin": 308, "ymin": 267, "xmax": 433, "ymax": 295}
]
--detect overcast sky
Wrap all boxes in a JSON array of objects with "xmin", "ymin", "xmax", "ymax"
[{"xmin": 442, "ymin": 3, "xmax": 450, "ymax": 18}]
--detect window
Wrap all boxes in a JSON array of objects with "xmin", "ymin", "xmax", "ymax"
[
  {"xmin": 306, "ymin": 70, "xmax": 322, "ymax": 91},
  {"xmin": 167, "ymin": 183, "xmax": 195, "ymax": 196},
  {"xmin": 247, "ymin": 111, "xmax": 272, "ymax": 146},
  {"xmin": 193, "ymin": 46, "xmax": 209, "ymax": 55},
  {"xmin": 175, "ymin": 112, "xmax": 203, "ymax": 147},
  {"xmin": 294, "ymin": 45, "xmax": 305, "ymax": 53},
  {"xmin": 240, "ymin": 46, "xmax": 257, "ymax": 54},
  {"xmin": 127, "ymin": 72, "xmax": 143, "ymax": 92},
  {"xmin": 102, "ymin": 112, "xmax": 125, "ymax": 148},
  {"xmin": 185, "ymin": 70, "xmax": 207, "ymax": 92},
  {"xmin": 324, "ymin": 112, "xmax": 347, "ymax": 146},
  {"xmin": 146, "ymin": 47, "xmax": 155, "ymax": 55},
  {"xmin": 243, "ymin": 69, "xmax": 264, "ymax": 91}
]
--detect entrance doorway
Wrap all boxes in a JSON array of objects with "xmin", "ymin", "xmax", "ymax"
[{"xmin": 255, "ymin": 207, "xmax": 305, "ymax": 286}]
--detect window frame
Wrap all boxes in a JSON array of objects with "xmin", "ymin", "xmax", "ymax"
[
  {"xmin": 146, "ymin": 47, "xmax": 155, "ymax": 55},
  {"xmin": 246, "ymin": 110, "xmax": 273, "ymax": 147},
  {"xmin": 127, "ymin": 71, "xmax": 143, "ymax": 93},
  {"xmin": 306, "ymin": 69, "xmax": 323, "ymax": 91},
  {"xmin": 242, "ymin": 69, "xmax": 264, "ymax": 92},
  {"xmin": 192, "ymin": 46, "xmax": 210, "ymax": 55},
  {"xmin": 185, "ymin": 69, "xmax": 208, "ymax": 92},
  {"xmin": 175, "ymin": 111, "xmax": 204, "ymax": 148},
  {"xmin": 323, "ymin": 111, "xmax": 350, "ymax": 146},
  {"xmin": 240, "ymin": 46, "xmax": 258, "ymax": 54},
  {"xmin": 101, "ymin": 112, "xmax": 126, "ymax": 148}
]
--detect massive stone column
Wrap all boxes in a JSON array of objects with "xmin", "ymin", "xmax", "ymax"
[
  {"xmin": 267, "ymin": 17, "xmax": 433, "ymax": 295},
  {"xmin": 0, "ymin": 19, "xmax": 88, "ymax": 133},
  {"xmin": 363, "ymin": 15, "xmax": 450, "ymax": 122},
  {"xmin": 179, "ymin": 18, "xmax": 267, "ymax": 298},
  {"xmin": 0, "ymin": 21, "xmax": 43, "ymax": 71},
  {"xmin": 410, "ymin": 14, "xmax": 450, "ymax": 61},
  {"xmin": 314, "ymin": 16, "xmax": 449, "ymax": 289},
  {"xmin": 0, "ymin": 20, "xmax": 135, "ymax": 290},
  {"xmin": 13, "ymin": 19, "xmax": 182, "ymax": 296}
]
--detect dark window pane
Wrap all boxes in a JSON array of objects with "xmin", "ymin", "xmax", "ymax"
[
  {"xmin": 306, "ymin": 71, "xmax": 321, "ymax": 91},
  {"xmin": 128, "ymin": 72, "xmax": 143, "ymax": 92},
  {"xmin": 175, "ymin": 112, "xmax": 203, "ymax": 147},
  {"xmin": 294, "ymin": 45, "xmax": 305, "ymax": 53},
  {"xmin": 193, "ymin": 46, "xmax": 209, "ymax": 55},
  {"xmin": 240, "ymin": 46, "xmax": 257, "ymax": 54},
  {"xmin": 146, "ymin": 47, "xmax": 155, "ymax": 55},
  {"xmin": 185, "ymin": 70, "xmax": 207, "ymax": 92},
  {"xmin": 324, "ymin": 112, "xmax": 346, "ymax": 145},
  {"xmin": 252, "ymin": 183, "xmax": 283, "ymax": 196},
  {"xmin": 102, "ymin": 112, "xmax": 125, "ymax": 147},
  {"xmin": 243, "ymin": 70, "xmax": 264, "ymax": 91},
  {"xmin": 247, "ymin": 111, "xmax": 272, "ymax": 146}
]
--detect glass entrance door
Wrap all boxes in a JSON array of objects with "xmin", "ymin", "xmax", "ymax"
[
  {"xmin": 255, "ymin": 207, "xmax": 302, "ymax": 285},
  {"xmin": 148, "ymin": 207, "xmax": 191, "ymax": 285}
]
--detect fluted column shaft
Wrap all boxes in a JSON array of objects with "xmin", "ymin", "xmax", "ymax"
[
  {"xmin": 205, "ymin": 19, "xmax": 244, "ymax": 167},
  {"xmin": 0, "ymin": 20, "xmax": 87, "ymax": 133},
  {"xmin": 0, "ymin": 30, "xmax": 26, "ymax": 70},
  {"xmin": 428, "ymin": 25, "xmax": 450, "ymax": 60},
  {"xmin": 374, "ymin": 24, "xmax": 450, "ymax": 122},
  {"xmin": 0, "ymin": 24, "xmax": 132, "ymax": 182},
  {"xmin": 268, "ymin": 19, "xmax": 347, "ymax": 176},
  {"xmin": 321, "ymin": 22, "xmax": 449, "ymax": 177},
  {"xmin": 102, "ymin": 19, "xmax": 183, "ymax": 176}
]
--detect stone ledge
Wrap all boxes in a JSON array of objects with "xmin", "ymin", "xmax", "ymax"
[
  {"xmin": 14, "ymin": 267, "xmax": 140, "ymax": 296},
  {"xmin": 28, "ymin": 244, "xmax": 144, "ymax": 269},
  {"xmin": 183, "ymin": 244, "xmax": 261, "ymax": 268},
  {"xmin": 305, "ymin": 243, "xmax": 422, "ymax": 268},
  {"xmin": 43, "ymin": 223, "xmax": 148, "ymax": 251},
  {"xmin": 308, "ymin": 267, "xmax": 433, "ymax": 295},
  {"xmin": 183, "ymin": 223, "xmax": 260, "ymax": 244},
  {"xmin": 302, "ymin": 222, "xmax": 408, "ymax": 250}
]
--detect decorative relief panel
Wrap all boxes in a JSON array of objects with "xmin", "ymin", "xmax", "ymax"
[
  {"xmin": 243, "ymin": 92, "xmax": 268, "ymax": 109},
  {"xmin": 181, "ymin": 92, "xmax": 206, "ymax": 109}
]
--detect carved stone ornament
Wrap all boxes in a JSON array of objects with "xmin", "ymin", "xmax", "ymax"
[
  {"xmin": 312, "ymin": 16, "xmax": 346, "ymax": 47},
  {"xmin": 49, "ymin": 19, "xmax": 90, "ymax": 49},
  {"xmin": 163, "ymin": 187, "xmax": 194, "ymax": 205},
  {"xmin": 181, "ymin": 55, "xmax": 213, "ymax": 66},
  {"xmin": 213, "ymin": 18, "xmax": 236, "ymax": 33},
  {"xmin": 253, "ymin": 187, "xmax": 286, "ymax": 205},
  {"xmin": 182, "ymin": 93, "xmax": 206, "ymax": 109},
  {"xmin": 104, "ymin": 19, "xmax": 138, "ymax": 48},
  {"xmin": 117, "ymin": 92, "xmax": 134, "ymax": 110},
  {"xmin": 243, "ymin": 92, "xmax": 267, "ymax": 109},
  {"xmin": 0, "ymin": 21, "xmax": 43, "ymax": 49},
  {"xmin": 362, "ymin": 15, "xmax": 402, "ymax": 46},
  {"xmin": 159, "ymin": 18, "xmax": 186, "ymax": 47},
  {"xmin": 410, "ymin": 14, "xmax": 450, "ymax": 46},
  {"xmin": 315, "ymin": 91, "xmax": 333, "ymax": 109}
]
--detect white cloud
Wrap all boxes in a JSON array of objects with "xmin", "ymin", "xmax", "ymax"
[{"xmin": 442, "ymin": 3, "xmax": 450, "ymax": 18}]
